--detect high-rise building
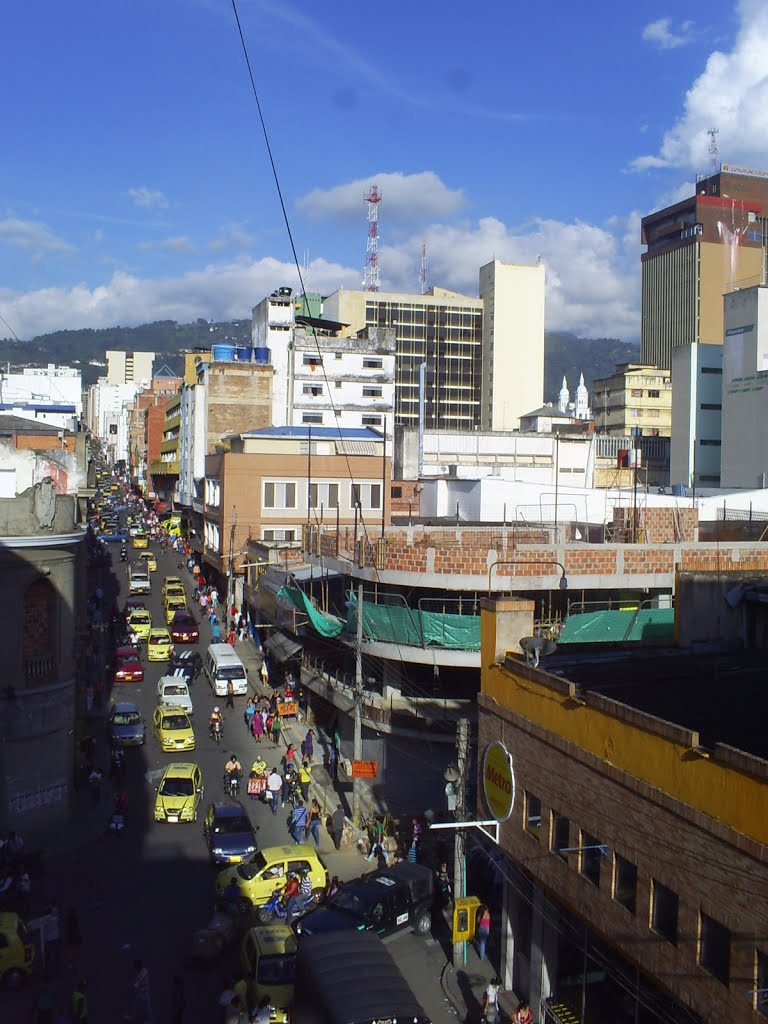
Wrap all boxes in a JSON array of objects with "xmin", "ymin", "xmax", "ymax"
[
  {"xmin": 640, "ymin": 165, "xmax": 768, "ymax": 369},
  {"xmin": 323, "ymin": 260, "xmax": 544, "ymax": 432}
]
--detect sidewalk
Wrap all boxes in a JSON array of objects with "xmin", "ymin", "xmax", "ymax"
[{"xmin": 441, "ymin": 942, "xmax": 518, "ymax": 1022}]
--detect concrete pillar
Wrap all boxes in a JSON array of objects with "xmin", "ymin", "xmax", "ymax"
[
  {"xmin": 529, "ymin": 885, "xmax": 557, "ymax": 1020},
  {"xmin": 501, "ymin": 867, "xmax": 519, "ymax": 994}
]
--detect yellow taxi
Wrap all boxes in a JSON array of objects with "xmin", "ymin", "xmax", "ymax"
[
  {"xmin": 163, "ymin": 583, "xmax": 186, "ymax": 604},
  {"xmin": 127, "ymin": 609, "xmax": 152, "ymax": 642},
  {"xmin": 154, "ymin": 762, "xmax": 203, "ymax": 823},
  {"xmin": 216, "ymin": 845, "xmax": 328, "ymax": 909},
  {"xmin": 164, "ymin": 597, "xmax": 187, "ymax": 625},
  {"xmin": 139, "ymin": 551, "xmax": 158, "ymax": 572},
  {"xmin": 132, "ymin": 530, "xmax": 149, "ymax": 549},
  {"xmin": 241, "ymin": 925, "xmax": 296, "ymax": 1023},
  {"xmin": 162, "ymin": 576, "xmax": 184, "ymax": 596},
  {"xmin": 0, "ymin": 913, "xmax": 34, "ymax": 987},
  {"xmin": 152, "ymin": 705, "xmax": 195, "ymax": 752},
  {"xmin": 147, "ymin": 627, "xmax": 173, "ymax": 662}
]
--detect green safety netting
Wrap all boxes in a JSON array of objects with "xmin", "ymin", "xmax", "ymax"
[
  {"xmin": 558, "ymin": 607, "xmax": 674, "ymax": 645},
  {"xmin": 347, "ymin": 593, "xmax": 480, "ymax": 650},
  {"xmin": 276, "ymin": 584, "xmax": 345, "ymax": 638}
]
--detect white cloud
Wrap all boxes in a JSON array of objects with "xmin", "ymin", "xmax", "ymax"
[
  {"xmin": 209, "ymin": 223, "xmax": 255, "ymax": 252},
  {"xmin": 298, "ymin": 172, "xmax": 464, "ymax": 223},
  {"xmin": 137, "ymin": 236, "xmax": 196, "ymax": 253},
  {"xmin": 642, "ymin": 17, "xmax": 695, "ymax": 50},
  {"xmin": 0, "ymin": 218, "xmax": 74, "ymax": 258},
  {"xmin": 127, "ymin": 187, "xmax": 169, "ymax": 210},
  {"xmin": 633, "ymin": 0, "xmax": 768, "ymax": 171},
  {"xmin": 0, "ymin": 257, "xmax": 361, "ymax": 339}
]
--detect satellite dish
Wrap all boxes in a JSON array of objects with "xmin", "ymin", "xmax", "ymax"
[{"xmin": 519, "ymin": 636, "xmax": 558, "ymax": 668}]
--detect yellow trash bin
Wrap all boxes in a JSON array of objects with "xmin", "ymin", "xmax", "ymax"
[{"xmin": 452, "ymin": 896, "xmax": 481, "ymax": 943}]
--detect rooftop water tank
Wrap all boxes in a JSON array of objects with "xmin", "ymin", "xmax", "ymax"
[
  {"xmin": 211, "ymin": 343, "xmax": 235, "ymax": 362},
  {"xmin": 235, "ymin": 346, "xmax": 252, "ymax": 362},
  {"xmin": 253, "ymin": 347, "xmax": 269, "ymax": 364}
]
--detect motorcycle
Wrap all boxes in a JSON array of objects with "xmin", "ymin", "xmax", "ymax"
[
  {"xmin": 256, "ymin": 887, "xmax": 320, "ymax": 925},
  {"xmin": 223, "ymin": 771, "xmax": 242, "ymax": 798},
  {"xmin": 120, "ymin": 546, "xmax": 128, "ymax": 562},
  {"xmin": 210, "ymin": 719, "xmax": 223, "ymax": 744}
]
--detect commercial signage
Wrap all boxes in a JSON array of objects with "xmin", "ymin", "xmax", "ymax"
[
  {"xmin": 276, "ymin": 701, "xmax": 298, "ymax": 718},
  {"xmin": 351, "ymin": 759, "xmax": 378, "ymax": 779},
  {"xmin": 482, "ymin": 741, "xmax": 515, "ymax": 822},
  {"xmin": 721, "ymin": 164, "xmax": 768, "ymax": 180}
]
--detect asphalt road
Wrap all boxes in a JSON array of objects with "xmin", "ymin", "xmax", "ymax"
[{"xmin": 3, "ymin": 541, "xmax": 462, "ymax": 1024}]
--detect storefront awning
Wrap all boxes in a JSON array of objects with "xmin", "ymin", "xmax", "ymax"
[{"xmin": 263, "ymin": 631, "xmax": 303, "ymax": 664}]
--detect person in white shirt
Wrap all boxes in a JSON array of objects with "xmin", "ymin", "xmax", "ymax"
[{"xmin": 266, "ymin": 769, "xmax": 282, "ymax": 815}]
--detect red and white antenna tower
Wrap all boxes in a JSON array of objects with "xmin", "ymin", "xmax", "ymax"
[
  {"xmin": 420, "ymin": 243, "xmax": 427, "ymax": 295},
  {"xmin": 708, "ymin": 127, "xmax": 719, "ymax": 173},
  {"xmin": 363, "ymin": 184, "xmax": 382, "ymax": 292}
]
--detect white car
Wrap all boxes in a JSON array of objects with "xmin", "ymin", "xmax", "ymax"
[{"xmin": 156, "ymin": 676, "xmax": 193, "ymax": 715}]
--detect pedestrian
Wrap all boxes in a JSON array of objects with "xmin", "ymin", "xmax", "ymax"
[
  {"xmin": 252, "ymin": 995, "xmax": 271, "ymax": 1024},
  {"xmin": 281, "ymin": 762, "xmax": 297, "ymax": 808},
  {"xmin": 16, "ymin": 866, "xmax": 31, "ymax": 915},
  {"xmin": 237, "ymin": 615, "xmax": 246, "ymax": 643},
  {"xmin": 35, "ymin": 976, "xmax": 54, "ymax": 1024},
  {"xmin": 66, "ymin": 907, "xmax": 83, "ymax": 969},
  {"xmin": 210, "ymin": 588, "xmax": 219, "ymax": 609},
  {"xmin": 435, "ymin": 862, "xmax": 452, "ymax": 910},
  {"xmin": 476, "ymin": 905, "xmax": 491, "ymax": 960},
  {"xmin": 267, "ymin": 768, "xmax": 282, "ymax": 815},
  {"xmin": 483, "ymin": 977, "xmax": 501, "ymax": 1024},
  {"xmin": 289, "ymin": 802, "xmax": 308, "ymax": 844},
  {"xmin": 306, "ymin": 799, "xmax": 322, "ymax": 847},
  {"xmin": 224, "ymin": 996, "xmax": 243, "ymax": 1024},
  {"xmin": 171, "ymin": 976, "xmax": 186, "ymax": 1024},
  {"xmin": 226, "ymin": 678, "xmax": 235, "ymax": 710},
  {"xmin": 331, "ymin": 804, "xmax": 345, "ymax": 850},
  {"xmin": 298, "ymin": 760, "xmax": 311, "ymax": 803},
  {"xmin": 271, "ymin": 713, "xmax": 281, "ymax": 746},
  {"xmin": 411, "ymin": 816, "xmax": 423, "ymax": 851},
  {"xmin": 283, "ymin": 743, "xmax": 297, "ymax": 766},
  {"xmin": 260, "ymin": 659, "xmax": 269, "ymax": 688},
  {"xmin": 244, "ymin": 698, "xmax": 256, "ymax": 734},
  {"xmin": 132, "ymin": 959, "xmax": 154, "ymax": 1024},
  {"xmin": 513, "ymin": 1000, "xmax": 533, "ymax": 1024},
  {"xmin": 304, "ymin": 728, "xmax": 315, "ymax": 763},
  {"xmin": 89, "ymin": 767, "xmax": 103, "ymax": 805},
  {"xmin": 227, "ymin": 626, "xmax": 236, "ymax": 646},
  {"xmin": 327, "ymin": 744, "xmax": 338, "ymax": 781},
  {"xmin": 251, "ymin": 708, "xmax": 263, "ymax": 743},
  {"xmin": 71, "ymin": 979, "xmax": 88, "ymax": 1023},
  {"xmin": 209, "ymin": 608, "xmax": 217, "ymax": 628},
  {"xmin": 110, "ymin": 745, "xmax": 125, "ymax": 782},
  {"xmin": 43, "ymin": 903, "xmax": 61, "ymax": 971}
]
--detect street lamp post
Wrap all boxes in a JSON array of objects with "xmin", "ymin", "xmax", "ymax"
[{"xmin": 487, "ymin": 559, "xmax": 568, "ymax": 595}]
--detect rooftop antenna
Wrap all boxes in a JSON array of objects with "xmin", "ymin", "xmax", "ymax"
[
  {"xmin": 420, "ymin": 243, "xmax": 428, "ymax": 295},
  {"xmin": 708, "ymin": 127, "xmax": 719, "ymax": 174},
  {"xmin": 363, "ymin": 184, "xmax": 381, "ymax": 292}
]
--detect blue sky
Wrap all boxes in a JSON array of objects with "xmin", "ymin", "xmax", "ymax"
[{"xmin": 2, "ymin": 0, "xmax": 767, "ymax": 341}]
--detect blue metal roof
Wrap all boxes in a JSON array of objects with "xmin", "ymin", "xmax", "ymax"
[
  {"xmin": 0, "ymin": 403, "xmax": 76, "ymax": 413},
  {"xmin": 239, "ymin": 426, "xmax": 383, "ymax": 440}
]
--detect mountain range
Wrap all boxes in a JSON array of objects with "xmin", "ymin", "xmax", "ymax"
[{"xmin": 0, "ymin": 322, "xmax": 639, "ymax": 407}]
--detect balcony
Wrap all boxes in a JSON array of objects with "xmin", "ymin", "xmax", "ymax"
[
  {"xmin": 24, "ymin": 654, "xmax": 56, "ymax": 685},
  {"xmin": 160, "ymin": 437, "xmax": 180, "ymax": 454},
  {"xmin": 150, "ymin": 459, "xmax": 180, "ymax": 476}
]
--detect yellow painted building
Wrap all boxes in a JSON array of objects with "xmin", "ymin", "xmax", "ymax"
[
  {"xmin": 477, "ymin": 597, "xmax": 768, "ymax": 1024},
  {"xmin": 591, "ymin": 362, "xmax": 671, "ymax": 437}
]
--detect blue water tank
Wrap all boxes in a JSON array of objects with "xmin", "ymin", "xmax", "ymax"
[
  {"xmin": 235, "ymin": 346, "xmax": 252, "ymax": 362},
  {"xmin": 671, "ymin": 483, "xmax": 686, "ymax": 497},
  {"xmin": 253, "ymin": 347, "xmax": 269, "ymax": 363},
  {"xmin": 211, "ymin": 343, "xmax": 235, "ymax": 362}
]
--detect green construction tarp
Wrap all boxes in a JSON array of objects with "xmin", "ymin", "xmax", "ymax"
[
  {"xmin": 276, "ymin": 584, "xmax": 345, "ymax": 639},
  {"xmin": 348, "ymin": 594, "xmax": 480, "ymax": 650},
  {"xmin": 558, "ymin": 608, "xmax": 674, "ymax": 645}
]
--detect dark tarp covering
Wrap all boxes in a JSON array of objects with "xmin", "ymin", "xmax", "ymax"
[{"xmin": 263, "ymin": 631, "xmax": 302, "ymax": 664}]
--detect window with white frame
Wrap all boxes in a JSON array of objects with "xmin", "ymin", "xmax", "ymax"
[
  {"xmin": 363, "ymin": 358, "xmax": 383, "ymax": 369},
  {"xmin": 303, "ymin": 384, "xmax": 323, "ymax": 397},
  {"xmin": 350, "ymin": 482, "xmax": 382, "ymax": 510},
  {"xmin": 362, "ymin": 415, "xmax": 382, "ymax": 427},
  {"xmin": 204, "ymin": 520, "xmax": 221, "ymax": 552},
  {"xmin": 362, "ymin": 386, "xmax": 383, "ymax": 398},
  {"xmin": 263, "ymin": 481, "xmax": 297, "ymax": 509},
  {"xmin": 205, "ymin": 478, "xmax": 221, "ymax": 507},
  {"xmin": 262, "ymin": 528, "xmax": 297, "ymax": 542},
  {"xmin": 310, "ymin": 482, "xmax": 340, "ymax": 509},
  {"xmin": 302, "ymin": 354, "xmax": 322, "ymax": 367},
  {"xmin": 302, "ymin": 412, "xmax": 323, "ymax": 425}
]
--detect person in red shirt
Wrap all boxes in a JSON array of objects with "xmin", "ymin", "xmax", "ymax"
[{"xmin": 282, "ymin": 873, "xmax": 299, "ymax": 906}]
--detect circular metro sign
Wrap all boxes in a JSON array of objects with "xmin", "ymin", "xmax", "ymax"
[{"xmin": 483, "ymin": 741, "xmax": 516, "ymax": 822}]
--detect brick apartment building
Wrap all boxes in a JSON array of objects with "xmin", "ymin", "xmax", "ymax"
[
  {"xmin": 202, "ymin": 426, "xmax": 389, "ymax": 598},
  {"xmin": 476, "ymin": 597, "xmax": 768, "ymax": 1024}
]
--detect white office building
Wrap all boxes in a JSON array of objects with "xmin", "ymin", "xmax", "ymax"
[
  {"xmin": 670, "ymin": 343, "xmax": 723, "ymax": 490},
  {"xmin": 0, "ymin": 364, "xmax": 82, "ymax": 431}
]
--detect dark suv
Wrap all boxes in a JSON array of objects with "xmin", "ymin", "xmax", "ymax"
[
  {"xmin": 203, "ymin": 800, "xmax": 259, "ymax": 865},
  {"xmin": 296, "ymin": 862, "xmax": 434, "ymax": 939}
]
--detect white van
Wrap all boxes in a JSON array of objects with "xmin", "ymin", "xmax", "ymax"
[
  {"xmin": 129, "ymin": 566, "xmax": 151, "ymax": 595},
  {"xmin": 204, "ymin": 643, "xmax": 248, "ymax": 697}
]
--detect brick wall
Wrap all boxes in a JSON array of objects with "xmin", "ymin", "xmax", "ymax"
[
  {"xmin": 390, "ymin": 480, "xmax": 420, "ymax": 516},
  {"xmin": 612, "ymin": 506, "xmax": 698, "ymax": 543},
  {"xmin": 206, "ymin": 365, "xmax": 272, "ymax": 454},
  {"xmin": 22, "ymin": 579, "xmax": 51, "ymax": 657},
  {"xmin": 478, "ymin": 691, "xmax": 768, "ymax": 1022}
]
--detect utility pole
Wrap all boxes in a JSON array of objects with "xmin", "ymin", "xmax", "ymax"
[
  {"xmin": 352, "ymin": 583, "xmax": 364, "ymax": 825},
  {"xmin": 227, "ymin": 507, "xmax": 237, "ymax": 616},
  {"xmin": 453, "ymin": 717, "xmax": 470, "ymax": 968}
]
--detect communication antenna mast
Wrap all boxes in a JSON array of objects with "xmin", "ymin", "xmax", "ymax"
[
  {"xmin": 708, "ymin": 127, "xmax": 719, "ymax": 173},
  {"xmin": 363, "ymin": 184, "xmax": 381, "ymax": 292},
  {"xmin": 420, "ymin": 243, "xmax": 427, "ymax": 295}
]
